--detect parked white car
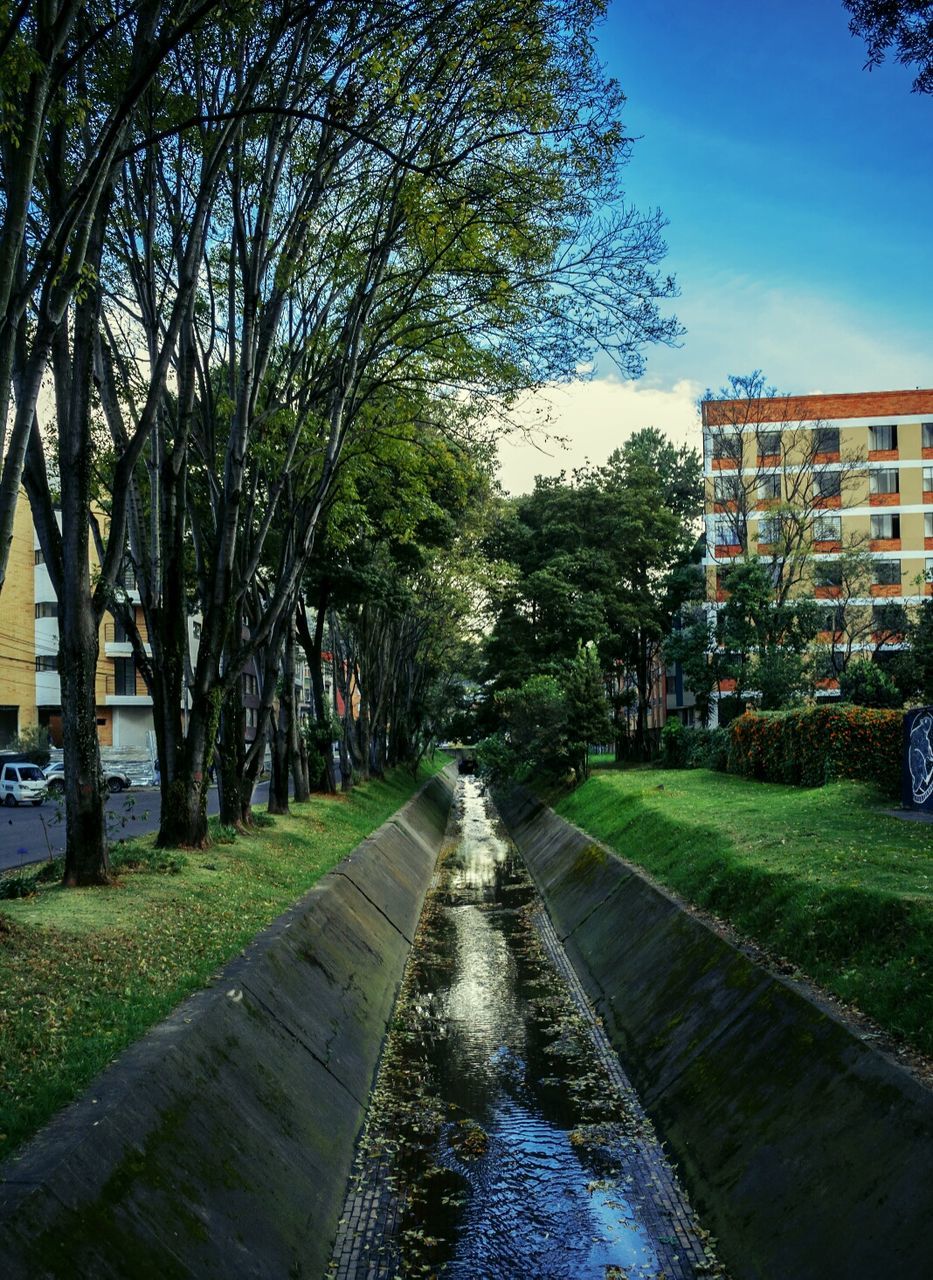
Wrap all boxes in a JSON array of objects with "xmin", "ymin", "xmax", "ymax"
[{"xmin": 0, "ymin": 761, "xmax": 48, "ymax": 806}]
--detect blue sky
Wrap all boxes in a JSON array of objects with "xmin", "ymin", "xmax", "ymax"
[
  {"xmin": 599, "ymin": 0, "xmax": 933, "ymax": 393},
  {"xmin": 497, "ymin": 1, "xmax": 933, "ymax": 491}
]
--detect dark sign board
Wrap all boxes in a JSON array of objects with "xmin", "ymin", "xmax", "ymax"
[{"xmin": 903, "ymin": 707, "xmax": 933, "ymax": 812}]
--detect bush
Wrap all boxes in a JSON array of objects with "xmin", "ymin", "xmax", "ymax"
[
  {"xmin": 0, "ymin": 858, "xmax": 62, "ymax": 899},
  {"xmin": 683, "ymin": 726, "xmax": 730, "ymax": 771},
  {"xmin": 728, "ymin": 705, "xmax": 903, "ymax": 794},
  {"xmin": 659, "ymin": 718, "xmax": 687, "ymax": 767},
  {"xmin": 839, "ymin": 660, "xmax": 903, "ymax": 709},
  {"xmin": 5, "ymin": 724, "xmax": 51, "ymax": 767},
  {"xmin": 717, "ymin": 694, "xmax": 745, "ymax": 727}
]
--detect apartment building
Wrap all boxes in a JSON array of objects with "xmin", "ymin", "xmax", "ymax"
[
  {"xmin": 0, "ymin": 500, "xmax": 156, "ymax": 748},
  {"xmin": 701, "ymin": 387, "xmax": 933, "ymax": 704}
]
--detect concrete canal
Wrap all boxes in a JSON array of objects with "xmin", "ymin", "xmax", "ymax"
[{"xmin": 331, "ymin": 776, "xmax": 723, "ymax": 1279}]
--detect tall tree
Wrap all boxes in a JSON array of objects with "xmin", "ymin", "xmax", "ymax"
[
  {"xmin": 106, "ymin": 0, "xmax": 682, "ymax": 846},
  {"xmin": 481, "ymin": 429, "xmax": 701, "ymax": 756}
]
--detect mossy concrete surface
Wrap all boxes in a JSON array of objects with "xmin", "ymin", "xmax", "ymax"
[
  {"xmin": 496, "ymin": 785, "xmax": 933, "ymax": 1280},
  {"xmin": 0, "ymin": 768, "xmax": 455, "ymax": 1279}
]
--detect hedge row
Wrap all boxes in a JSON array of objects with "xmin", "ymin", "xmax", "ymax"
[{"xmin": 727, "ymin": 706, "xmax": 904, "ymax": 793}]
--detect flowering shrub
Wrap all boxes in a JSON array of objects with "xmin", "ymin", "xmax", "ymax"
[{"xmin": 728, "ymin": 706, "xmax": 904, "ymax": 793}]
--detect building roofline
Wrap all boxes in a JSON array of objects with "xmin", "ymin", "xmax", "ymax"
[{"xmin": 701, "ymin": 388, "xmax": 933, "ymax": 428}]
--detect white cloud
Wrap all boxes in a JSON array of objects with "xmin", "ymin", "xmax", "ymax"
[
  {"xmin": 645, "ymin": 272, "xmax": 933, "ymax": 396},
  {"xmin": 495, "ymin": 273, "xmax": 933, "ymax": 497},
  {"xmin": 495, "ymin": 376, "xmax": 702, "ymax": 495}
]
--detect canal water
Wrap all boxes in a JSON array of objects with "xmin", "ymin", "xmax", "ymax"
[{"xmin": 331, "ymin": 776, "xmax": 721, "ymax": 1279}]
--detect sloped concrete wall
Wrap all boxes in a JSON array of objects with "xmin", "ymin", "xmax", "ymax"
[
  {"xmin": 497, "ymin": 785, "xmax": 933, "ymax": 1280},
  {"xmin": 0, "ymin": 768, "xmax": 454, "ymax": 1279}
]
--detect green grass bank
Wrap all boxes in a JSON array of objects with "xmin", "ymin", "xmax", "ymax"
[
  {"xmin": 553, "ymin": 768, "xmax": 933, "ymax": 1057},
  {"xmin": 0, "ymin": 760, "xmax": 446, "ymax": 1160}
]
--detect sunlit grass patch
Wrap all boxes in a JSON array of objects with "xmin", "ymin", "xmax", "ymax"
[
  {"xmin": 0, "ymin": 760, "xmax": 447, "ymax": 1159},
  {"xmin": 554, "ymin": 769, "xmax": 933, "ymax": 1057}
]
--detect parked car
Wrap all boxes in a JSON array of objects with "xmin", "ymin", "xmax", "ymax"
[
  {"xmin": 1, "ymin": 760, "xmax": 48, "ymax": 806},
  {"xmin": 43, "ymin": 761, "xmax": 133, "ymax": 795}
]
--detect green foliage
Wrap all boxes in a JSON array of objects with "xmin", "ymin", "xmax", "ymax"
[
  {"xmin": 659, "ymin": 718, "xmax": 687, "ymax": 768},
  {"xmin": 5, "ymin": 725, "xmax": 51, "ymax": 767},
  {"xmin": 912, "ymin": 598, "xmax": 933, "ymax": 702},
  {"xmin": 497, "ymin": 674, "xmax": 570, "ymax": 780},
  {"xmin": 1, "ymin": 858, "xmax": 67, "ymax": 900},
  {"xmin": 728, "ymin": 706, "xmax": 903, "ymax": 793},
  {"xmin": 661, "ymin": 722, "xmax": 730, "ymax": 771},
  {"xmin": 478, "ymin": 649, "xmax": 610, "ymax": 786},
  {"xmin": 716, "ymin": 694, "xmax": 746, "ymax": 727},
  {"xmin": 482, "ymin": 430, "xmax": 702, "ymax": 757},
  {"xmin": 475, "ymin": 731, "xmax": 523, "ymax": 785},
  {"xmin": 110, "ymin": 839, "xmax": 188, "ymax": 874},
  {"xmin": 564, "ymin": 643, "xmax": 610, "ymax": 779},
  {"xmin": 684, "ymin": 725, "xmax": 731, "ymax": 771},
  {"xmin": 751, "ymin": 646, "xmax": 811, "ymax": 710},
  {"xmin": 839, "ymin": 660, "xmax": 903, "ymax": 709}
]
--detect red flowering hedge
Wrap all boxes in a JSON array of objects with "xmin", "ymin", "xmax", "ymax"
[{"xmin": 727, "ymin": 706, "xmax": 904, "ymax": 793}]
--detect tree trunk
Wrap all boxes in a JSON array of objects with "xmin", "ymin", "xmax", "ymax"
[
  {"xmin": 293, "ymin": 730, "xmax": 310, "ymax": 801},
  {"xmin": 268, "ymin": 705, "xmax": 289, "ymax": 814},
  {"xmin": 217, "ymin": 692, "xmax": 246, "ymax": 829},
  {"xmin": 59, "ymin": 597, "xmax": 109, "ymax": 886}
]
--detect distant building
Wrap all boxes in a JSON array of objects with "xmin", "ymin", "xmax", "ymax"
[{"xmin": 701, "ymin": 387, "xmax": 933, "ymax": 713}]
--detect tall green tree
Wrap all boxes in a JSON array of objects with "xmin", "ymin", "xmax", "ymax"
[{"xmin": 482, "ymin": 428, "xmax": 702, "ymax": 756}]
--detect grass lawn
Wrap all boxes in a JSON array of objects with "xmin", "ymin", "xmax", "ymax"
[
  {"xmin": 0, "ymin": 760, "xmax": 447, "ymax": 1160},
  {"xmin": 553, "ymin": 768, "xmax": 933, "ymax": 1057}
]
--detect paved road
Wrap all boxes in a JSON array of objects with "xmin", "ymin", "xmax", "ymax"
[{"xmin": 0, "ymin": 782, "xmax": 272, "ymax": 873}]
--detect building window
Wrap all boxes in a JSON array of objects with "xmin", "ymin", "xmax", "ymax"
[
  {"xmin": 35, "ymin": 655, "xmax": 58, "ymax": 672},
  {"xmin": 113, "ymin": 657, "xmax": 137, "ymax": 696},
  {"xmin": 34, "ymin": 602, "xmax": 57, "ymax": 619},
  {"xmin": 926, "ymin": 512, "xmax": 933, "ymax": 538},
  {"xmin": 120, "ymin": 560, "xmax": 137, "ymax": 590},
  {"xmin": 873, "ymin": 560, "xmax": 900, "ymax": 586},
  {"xmin": 869, "ymin": 424, "xmax": 897, "ymax": 451},
  {"xmin": 245, "ymin": 706, "xmax": 258, "ymax": 729},
  {"xmin": 242, "ymin": 672, "xmax": 259, "ymax": 697},
  {"xmin": 924, "ymin": 467, "xmax": 933, "ymax": 491},
  {"xmin": 870, "ymin": 514, "xmax": 900, "ymax": 539},
  {"xmin": 34, "ymin": 547, "xmax": 45, "ymax": 565},
  {"xmin": 926, "ymin": 557, "xmax": 933, "ymax": 581},
  {"xmin": 711, "ymin": 430, "xmax": 740, "ymax": 461},
  {"xmin": 814, "ymin": 426, "xmax": 839, "ymax": 454},
  {"xmin": 757, "ymin": 473, "xmax": 781, "ymax": 501},
  {"xmin": 813, "ymin": 514, "xmax": 841, "ymax": 542},
  {"xmin": 713, "ymin": 474, "xmax": 742, "ymax": 503},
  {"xmin": 758, "ymin": 514, "xmax": 781, "ymax": 543},
  {"xmin": 923, "ymin": 423, "xmax": 933, "ymax": 449},
  {"xmin": 869, "ymin": 468, "xmax": 899, "ymax": 495},
  {"xmin": 820, "ymin": 606, "xmax": 846, "ymax": 632},
  {"xmin": 714, "ymin": 518, "xmax": 738, "ymax": 547},
  {"xmin": 815, "ymin": 562, "xmax": 842, "ymax": 588},
  {"xmin": 113, "ymin": 616, "xmax": 129, "ymax": 643},
  {"xmin": 813, "ymin": 470, "xmax": 841, "ymax": 499},
  {"xmin": 872, "ymin": 603, "xmax": 904, "ymax": 635},
  {"xmin": 757, "ymin": 430, "xmax": 781, "ymax": 456}
]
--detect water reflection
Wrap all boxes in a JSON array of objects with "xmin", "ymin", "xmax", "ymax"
[{"xmin": 423, "ymin": 777, "xmax": 662, "ymax": 1279}]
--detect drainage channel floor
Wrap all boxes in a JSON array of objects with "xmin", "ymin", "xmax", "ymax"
[{"xmin": 329, "ymin": 777, "xmax": 725, "ymax": 1280}]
